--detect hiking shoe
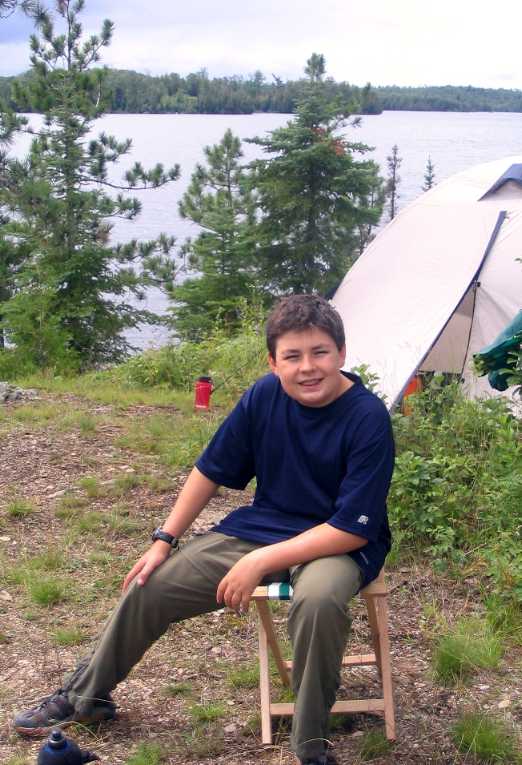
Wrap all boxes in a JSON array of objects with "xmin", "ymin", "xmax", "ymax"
[{"xmin": 13, "ymin": 689, "xmax": 116, "ymax": 737}]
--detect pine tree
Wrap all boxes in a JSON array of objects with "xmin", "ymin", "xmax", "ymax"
[
  {"xmin": 248, "ymin": 55, "xmax": 384, "ymax": 296},
  {"xmin": 0, "ymin": 0, "xmax": 179, "ymax": 370},
  {"xmin": 169, "ymin": 129, "xmax": 259, "ymax": 341},
  {"xmin": 423, "ymin": 156, "xmax": 436, "ymax": 191},
  {"xmin": 385, "ymin": 144, "xmax": 402, "ymax": 220}
]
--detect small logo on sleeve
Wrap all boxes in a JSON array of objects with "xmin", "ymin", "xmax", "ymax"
[{"xmin": 357, "ymin": 515, "xmax": 369, "ymax": 525}]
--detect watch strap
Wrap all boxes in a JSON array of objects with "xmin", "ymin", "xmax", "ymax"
[{"xmin": 151, "ymin": 527, "xmax": 179, "ymax": 548}]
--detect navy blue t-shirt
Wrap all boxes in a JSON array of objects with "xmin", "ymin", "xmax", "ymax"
[{"xmin": 195, "ymin": 372, "xmax": 394, "ymax": 586}]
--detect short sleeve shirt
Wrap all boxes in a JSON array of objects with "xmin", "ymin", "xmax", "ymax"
[{"xmin": 196, "ymin": 372, "xmax": 394, "ymax": 585}]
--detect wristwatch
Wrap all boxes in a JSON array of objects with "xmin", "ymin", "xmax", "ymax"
[{"xmin": 151, "ymin": 527, "xmax": 179, "ymax": 549}]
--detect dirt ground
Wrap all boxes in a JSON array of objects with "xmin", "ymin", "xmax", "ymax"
[{"xmin": 0, "ymin": 392, "xmax": 520, "ymax": 765}]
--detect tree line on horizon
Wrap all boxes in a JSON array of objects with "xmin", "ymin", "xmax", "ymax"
[
  {"xmin": 0, "ymin": 67, "xmax": 381, "ymax": 115},
  {"xmin": 2, "ymin": 66, "xmax": 522, "ymax": 115}
]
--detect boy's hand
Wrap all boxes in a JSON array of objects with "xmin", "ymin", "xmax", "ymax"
[
  {"xmin": 122, "ymin": 541, "xmax": 171, "ymax": 592},
  {"xmin": 216, "ymin": 550, "xmax": 267, "ymax": 613}
]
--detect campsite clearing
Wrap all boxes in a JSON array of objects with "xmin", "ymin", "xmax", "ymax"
[{"xmin": 0, "ymin": 390, "xmax": 520, "ymax": 764}]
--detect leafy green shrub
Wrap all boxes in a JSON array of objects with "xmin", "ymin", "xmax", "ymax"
[
  {"xmin": 452, "ymin": 712, "xmax": 521, "ymax": 763},
  {"xmin": 390, "ymin": 379, "xmax": 522, "ymax": 605},
  {"xmin": 114, "ymin": 305, "xmax": 267, "ymax": 399},
  {"xmin": 0, "ymin": 349, "xmax": 36, "ymax": 380},
  {"xmin": 433, "ymin": 617, "xmax": 503, "ymax": 683},
  {"xmin": 116, "ymin": 343, "xmax": 211, "ymax": 390}
]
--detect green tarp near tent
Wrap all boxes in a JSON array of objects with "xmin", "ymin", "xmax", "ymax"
[{"xmin": 474, "ymin": 310, "xmax": 522, "ymax": 391}]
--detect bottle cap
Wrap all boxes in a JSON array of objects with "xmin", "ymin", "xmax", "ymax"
[{"xmin": 48, "ymin": 729, "xmax": 66, "ymax": 749}]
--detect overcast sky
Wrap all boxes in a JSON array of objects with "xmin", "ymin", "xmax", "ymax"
[{"xmin": 1, "ymin": 0, "xmax": 522, "ymax": 89}]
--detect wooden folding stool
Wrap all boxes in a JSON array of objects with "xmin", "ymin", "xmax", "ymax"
[{"xmin": 251, "ymin": 570, "xmax": 395, "ymax": 745}]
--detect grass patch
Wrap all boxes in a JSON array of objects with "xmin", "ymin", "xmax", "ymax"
[
  {"xmin": 241, "ymin": 713, "xmax": 261, "ymax": 737},
  {"xmin": 227, "ymin": 663, "xmax": 259, "ymax": 689},
  {"xmin": 6, "ymin": 498, "xmax": 36, "ymax": 518},
  {"xmin": 433, "ymin": 617, "xmax": 503, "ymax": 683},
  {"xmin": 27, "ymin": 576, "xmax": 68, "ymax": 607},
  {"xmin": 105, "ymin": 513, "xmax": 141, "ymax": 536},
  {"xmin": 5, "ymin": 755, "xmax": 31, "ymax": 765},
  {"xmin": 452, "ymin": 712, "xmax": 521, "ymax": 763},
  {"xmin": 275, "ymin": 685, "xmax": 295, "ymax": 703},
  {"xmin": 77, "ymin": 476, "xmax": 107, "ymax": 499},
  {"xmin": 73, "ymin": 511, "xmax": 105, "ymax": 533},
  {"xmin": 1, "ymin": 549, "xmax": 66, "ymax": 588},
  {"xmin": 29, "ymin": 549, "xmax": 64, "ymax": 572},
  {"xmin": 188, "ymin": 701, "xmax": 227, "ymax": 723},
  {"xmin": 182, "ymin": 722, "xmax": 225, "ymax": 759},
  {"xmin": 359, "ymin": 729, "xmax": 393, "ymax": 760},
  {"xmin": 54, "ymin": 494, "xmax": 89, "ymax": 519},
  {"xmin": 162, "ymin": 681, "xmax": 193, "ymax": 698},
  {"xmin": 485, "ymin": 594, "xmax": 522, "ymax": 647},
  {"xmin": 110, "ymin": 473, "xmax": 145, "ymax": 495},
  {"xmin": 88, "ymin": 550, "xmax": 115, "ymax": 566},
  {"xmin": 142, "ymin": 475, "xmax": 173, "ymax": 492},
  {"xmin": 52, "ymin": 627, "xmax": 86, "ymax": 646},
  {"xmin": 10, "ymin": 402, "xmax": 63, "ymax": 424},
  {"xmin": 18, "ymin": 371, "xmax": 190, "ymax": 410},
  {"xmin": 57, "ymin": 411, "xmax": 98, "ymax": 435},
  {"xmin": 116, "ymin": 412, "xmax": 222, "ymax": 469},
  {"xmin": 125, "ymin": 742, "xmax": 165, "ymax": 765}
]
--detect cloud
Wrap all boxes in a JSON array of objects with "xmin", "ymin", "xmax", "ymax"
[{"xmin": 1, "ymin": 0, "xmax": 521, "ymax": 89}]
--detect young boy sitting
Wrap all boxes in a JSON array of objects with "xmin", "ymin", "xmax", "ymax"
[{"xmin": 14, "ymin": 294, "xmax": 394, "ymax": 765}]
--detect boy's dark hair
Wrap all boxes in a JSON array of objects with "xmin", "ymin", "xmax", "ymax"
[{"xmin": 266, "ymin": 295, "xmax": 345, "ymax": 357}]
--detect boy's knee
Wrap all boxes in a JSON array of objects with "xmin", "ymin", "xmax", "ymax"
[{"xmin": 289, "ymin": 589, "xmax": 348, "ymax": 624}]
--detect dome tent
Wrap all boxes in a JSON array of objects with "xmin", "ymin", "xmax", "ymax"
[{"xmin": 332, "ymin": 156, "xmax": 522, "ymax": 409}]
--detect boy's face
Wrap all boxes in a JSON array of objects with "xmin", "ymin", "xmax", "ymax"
[{"xmin": 268, "ymin": 327, "xmax": 348, "ymax": 408}]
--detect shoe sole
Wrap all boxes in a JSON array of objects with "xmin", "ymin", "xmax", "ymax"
[
  {"xmin": 15, "ymin": 718, "xmax": 76, "ymax": 737},
  {"xmin": 15, "ymin": 711, "xmax": 116, "ymax": 737}
]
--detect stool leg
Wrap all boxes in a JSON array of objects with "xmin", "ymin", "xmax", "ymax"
[
  {"xmin": 365, "ymin": 594, "xmax": 382, "ymax": 677},
  {"xmin": 257, "ymin": 602, "xmax": 273, "ymax": 744},
  {"xmin": 375, "ymin": 596, "xmax": 396, "ymax": 741},
  {"xmin": 256, "ymin": 600, "xmax": 291, "ymax": 686}
]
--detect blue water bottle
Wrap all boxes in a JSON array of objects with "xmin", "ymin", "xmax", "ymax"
[{"xmin": 36, "ymin": 729, "xmax": 99, "ymax": 764}]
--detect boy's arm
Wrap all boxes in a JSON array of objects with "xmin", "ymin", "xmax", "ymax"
[
  {"xmin": 123, "ymin": 467, "xmax": 219, "ymax": 591},
  {"xmin": 216, "ymin": 524, "xmax": 367, "ymax": 612}
]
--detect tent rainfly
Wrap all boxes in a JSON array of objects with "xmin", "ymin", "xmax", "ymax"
[{"xmin": 332, "ymin": 155, "xmax": 522, "ymax": 409}]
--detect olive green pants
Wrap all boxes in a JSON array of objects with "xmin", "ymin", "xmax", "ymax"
[{"xmin": 64, "ymin": 532, "xmax": 362, "ymax": 761}]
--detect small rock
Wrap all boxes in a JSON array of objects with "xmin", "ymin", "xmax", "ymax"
[
  {"xmin": 351, "ymin": 731, "xmax": 364, "ymax": 738},
  {"xmin": 0, "ymin": 590, "xmax": 13, "ymax": 602},
  {"xmin": 498, "ymin": 698, "xmax": 511, "ymax": 709},
  {"xmin": 224, "ymin": 723, "xmax": 237, "ymax": 733},
  {"xmin": 0, "ymin": 536, "xmax": 11, "ymax": 542},
  {"xmin": 47, "ymin": 490, "xmax": 66, "ymax": 499},
  {"xmin": 226, "ymin": 700, "xmax": 235, "ymax": 706}
]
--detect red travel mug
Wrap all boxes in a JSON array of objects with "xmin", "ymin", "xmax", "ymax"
[{"xmin": 194, "ymin": 376, "xmax": 214, "ymax": 410}]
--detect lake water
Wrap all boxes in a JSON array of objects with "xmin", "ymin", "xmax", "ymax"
[{"xmin": 13, "ymin": 111, "xmax": 522, "ymax": 348}]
